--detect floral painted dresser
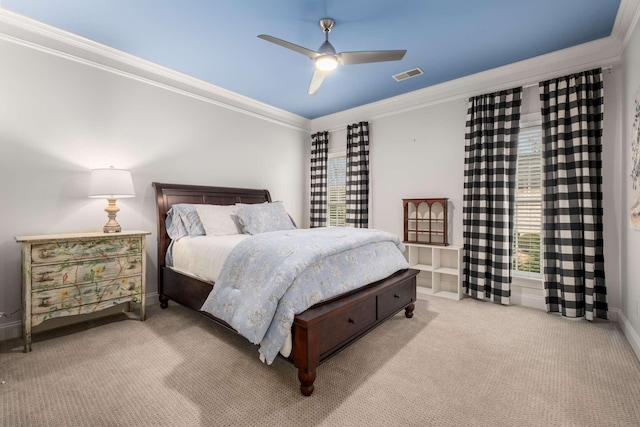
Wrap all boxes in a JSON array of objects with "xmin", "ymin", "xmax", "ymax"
[{"xmin": 15, "ymin": 230, "xmax": 150, "ymax": 352}]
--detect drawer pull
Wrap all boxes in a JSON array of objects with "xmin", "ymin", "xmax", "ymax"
[
  {"xmin": 348, "ymin": 318, "xmax": 356, "ymax": 324},
  {"xmin": 394, "ymin": 294, "xmax": 400, "ymax": 299}
]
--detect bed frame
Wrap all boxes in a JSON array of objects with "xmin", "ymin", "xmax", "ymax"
[{"xmin": 152, "ymin": 182, "xmax": 419, "ymax": 396}]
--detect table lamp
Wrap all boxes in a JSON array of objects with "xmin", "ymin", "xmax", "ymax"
[{"xmin": 89, "ymin": 166, "xmax": 135, "ymax": 233}]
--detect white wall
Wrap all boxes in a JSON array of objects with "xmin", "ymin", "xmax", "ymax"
[
  {"xmin": 603, "ymin": 67, "xmax": 624, "ymax": 321},
  {"xmin": 370, "ymin": 99, "xmax": 466, "ymax": 243},
  {"xmin": 0, "ymin": 37, "xmax": 308, "ymax": 332},
  {"xmin": 622, "ymin": 13, "xmax": 640, "ymax": 355}
]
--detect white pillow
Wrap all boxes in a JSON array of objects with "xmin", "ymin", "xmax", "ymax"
[{"xmin": 195, "ymin": 204, "xmax": 242, "ymax": 236}]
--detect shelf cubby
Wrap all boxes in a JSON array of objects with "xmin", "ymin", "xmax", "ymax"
[{"xmin": 404, "ymin": 243, "xmax": 463, "ymax": 301}]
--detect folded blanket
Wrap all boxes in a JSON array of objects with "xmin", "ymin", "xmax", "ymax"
[{"xmin": 200, "ymin": 227, "xmax": 409, "ymax": 364}]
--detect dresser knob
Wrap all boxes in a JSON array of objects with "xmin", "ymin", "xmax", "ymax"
[
  {"xmin": 394, "ymin": 294, "xmax": 400, "ymax": 299},
  {"xmin": 348, "ymin": 318, "xmax": 355, "ymax": 324}
]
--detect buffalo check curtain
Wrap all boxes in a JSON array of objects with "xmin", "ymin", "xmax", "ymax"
[
  {"xmin": 539, "ymin": 68, "xmax": 607, "ymax": 320},
  {"xmin": 463, "ymin": 88, "xmax": 522, "ymax": 304},
  {"xmin": 346, "ymin": 122, "xmax": 370, "ymax": 228},
  {"xmin": 310, "ymin": 131, "xmax": 329, "ymax": 228}
]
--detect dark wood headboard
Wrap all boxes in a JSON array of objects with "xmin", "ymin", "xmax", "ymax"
[{"xmin": 151, "ymin": 182, "xmax": 272, "ymax": 274}]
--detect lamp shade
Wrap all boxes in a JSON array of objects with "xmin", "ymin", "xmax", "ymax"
[{"xmin": 88, "ymin": 167, "xmax": 135, "ymax": 199}]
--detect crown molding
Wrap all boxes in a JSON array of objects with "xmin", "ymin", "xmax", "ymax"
[
  {"xmin": 612, "ymin": 0, "xmax": 640, "ymax": 47},
  {"xmin": 1, "ymin": 4, "xmax": 636, "ymax": 136},
  {"xmin": 0, "ymin": 9, "xmax": 311, "ymax": 132},
  {"xmin": 310, "ymin": 36, "xmax": 623, "ymax": 132}
]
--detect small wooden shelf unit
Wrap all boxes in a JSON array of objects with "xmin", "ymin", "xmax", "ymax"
[
  {"xmin": 403, "ymin": 198, "xmax": 462, "ymax": 300},
  {"xmin": 402, "ymin": 198, "xmax": 448, "ymax": 246}
]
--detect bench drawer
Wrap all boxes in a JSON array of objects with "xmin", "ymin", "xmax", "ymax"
[
  {"xmin": 317, "ymin": 297, "xmax": 376, "ymax": 357},
  {"xmin": 377, "ymin": 277, "xmax": 415, "ymax": 319}
]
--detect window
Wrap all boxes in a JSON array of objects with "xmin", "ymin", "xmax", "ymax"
[
  {"xmin": 513, "ymin": 123, "xmax": 543, "ymax": 276},
  {"xmin": 327, "ymin": 154, "xmax": 346, "ymax": 226}
]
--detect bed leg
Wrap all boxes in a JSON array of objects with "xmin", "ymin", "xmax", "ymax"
[
  {"xmin": 159, "ymin": 294, "xmax": 169, "ymax": 309},
  {"xmin": 405, "ymin": 303, "xmax": 415, "ymax": 318},
  {"xmin": 298, "ymin": 368, "xmax": 316, "ymax": 396}
]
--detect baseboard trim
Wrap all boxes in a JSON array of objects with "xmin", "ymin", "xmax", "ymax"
[
  {"xmin": 0, "ymin": 319, "xmax": 22, "ymax": 342},
  {"xmin": 509, "ymin": 290, "xmax": 547, "ymax": 311},
  {"xmin": 0, "ymin": 292, "xmax": 159, "ymax": 343},
  {"xmin": 614, "ymin": 308, "xmax": 640, "ymax": 362}
]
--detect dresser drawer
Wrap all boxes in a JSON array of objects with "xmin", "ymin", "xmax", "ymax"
[
  {"xmin": 377, "ymin": 277, "xmax": 415, "ymax": 319},
  {"xmin": 317, "ymin": 297, "xmax": 376, "ymax": 357},
  {"xmin": 31, "ymin": 295, "xmax": 141, "ymax": 327},
  {"xmin": 31, "ymin": 255, "xmax": 142, "ymax": 290},
  {"xmin": 31, "ymin": 237, "xmax": 142, "ymax": 264},
  {"xmin": 31, "ymin": 275, "xmax": 142, "ymax": 315}
]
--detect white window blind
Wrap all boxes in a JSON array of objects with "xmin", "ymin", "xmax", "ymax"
[
  {"xmin": 513, "ymin": 124, "xmax": 543, "ymax": 276},
  {"xmin": 327, "ymin": 155, "xmax": 346, "ymax": 226}
]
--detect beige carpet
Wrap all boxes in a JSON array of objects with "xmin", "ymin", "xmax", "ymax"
[{"xmin": 2, "ymin": 296, "xmax": 640, "ymax": 427}]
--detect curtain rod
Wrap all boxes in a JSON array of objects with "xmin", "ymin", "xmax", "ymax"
[{"xmin": 522, "ymin": 65, "xmax": 612, "ymax": 89}]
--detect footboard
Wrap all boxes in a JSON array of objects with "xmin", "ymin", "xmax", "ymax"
[{"xmin": 291, "ymin": 268, "xmax": 419, "ymax": 396}]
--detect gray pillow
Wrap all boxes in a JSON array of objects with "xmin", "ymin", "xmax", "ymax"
[
  {"xmin": 235, "ymin": 201, "xmax": 296, "ymax": 235},
  {"xmin": 166, "ymin": 204, "xmax": 205, "ymax": 239}
]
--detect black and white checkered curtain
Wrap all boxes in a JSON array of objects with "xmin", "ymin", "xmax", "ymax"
[
  {"xmin": 463, "ymin": 88, "xmax": 522, "ymax": 304},
  {"xmin": 310, "ymin": 131, "xmax": 329, "ymax": 228},
  {"xmin": 539, "ymin": 68, "xmax": 607, "ymax": 320},
  {"xmin": 346, "ymin": 121, "xmax": 370, "ymax": 228}
]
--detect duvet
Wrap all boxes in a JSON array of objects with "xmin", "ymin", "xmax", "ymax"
[{"xmin": 200, "ymin": 227, "xmax": 409, "ymax": 364}]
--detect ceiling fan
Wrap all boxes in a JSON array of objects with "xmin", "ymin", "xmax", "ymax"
[{"xmin": 258, "ymin": 18, "xmax": 407, "ymax": 95}]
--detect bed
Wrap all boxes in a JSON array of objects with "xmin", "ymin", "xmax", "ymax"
[{"xmin": 152, "ymin": 182, "xmax": 419, "ymax": 396}]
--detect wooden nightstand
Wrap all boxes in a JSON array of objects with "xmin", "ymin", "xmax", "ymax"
[{"xmin": 15, "ymin": 230, "xmax": 150, "ymax": 352}]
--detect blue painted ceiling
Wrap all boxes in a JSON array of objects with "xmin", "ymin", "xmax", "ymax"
[{"xmin": 1, "ymin": 0, "xmax": 621, "ymax": 119}]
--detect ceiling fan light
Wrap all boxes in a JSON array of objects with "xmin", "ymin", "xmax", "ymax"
[{"xmin": 315, "ymin": 55, "xmax": 338, "ymax": 71}]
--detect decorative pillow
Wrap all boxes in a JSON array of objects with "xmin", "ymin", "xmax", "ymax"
[
  {"xmin": 235, "ymin": 201, "xmax": 296, "ymax": 235},
  {"xmin": 166, "ymin": 208, "xmax": 189, "ymax": 240},
  {"xmin": 196, "ymin": 204, "xmax": 242, "ymax": 236},
  {"xmin": 166, "ymin": 204, "xmax": 205, "ymax": 239}
]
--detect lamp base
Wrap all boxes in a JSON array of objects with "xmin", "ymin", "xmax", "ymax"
[
  {"xmin": 103, "ymin": 223, "xmax": 122, "ymax": 233},
  {"xmin": 103, "ymin": 199, "xmax": 122, "ymax": 233}
]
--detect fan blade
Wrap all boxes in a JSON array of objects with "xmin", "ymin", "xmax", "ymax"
[
  {"xmin": 258, "ymin": 34, "xmax": 319, "ymax": 60},
  {"xmin": 338, "ymin": 50, "xmax": 406, "ymax": 65},
  {"xmin": 308, "ymin": 69, "xmax": 328, "ymax": 95}
]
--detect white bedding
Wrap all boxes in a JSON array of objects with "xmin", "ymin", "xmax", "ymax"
[{"xmin": 171, "ymin": 234, "xmax": 249, "ymax": 282}]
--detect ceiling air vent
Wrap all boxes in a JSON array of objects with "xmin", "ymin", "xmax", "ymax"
[{"xmin": 392, "ymin": 68, "xmax": 423, "ymax": 82}]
